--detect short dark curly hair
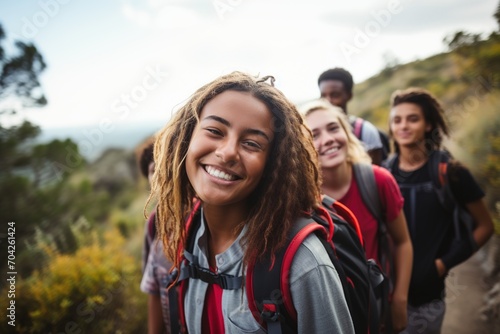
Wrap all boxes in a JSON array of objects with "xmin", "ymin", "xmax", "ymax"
[
  {"xmin": 138, "ymin": 140, "xmax": 154, "ymax": 179},
  {"xmin": 317, "ymin": 68, "xmax": 354, "ymax": 94}
]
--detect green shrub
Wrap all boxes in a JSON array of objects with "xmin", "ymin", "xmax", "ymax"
[{"xmin": 0, "ymin": 229, "xmax": 147, "ymax": 333}]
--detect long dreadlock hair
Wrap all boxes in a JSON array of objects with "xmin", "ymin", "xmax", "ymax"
[{"xmin": 148, "ymin": 71, "xmax": 322, "ymax": 274}]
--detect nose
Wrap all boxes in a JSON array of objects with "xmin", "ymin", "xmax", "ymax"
[
  {"xmin": 319, "ymin": 131, "xmax": 335, "ymax": 147},
  {"xmin": 215, "ymin": 137, "xmax": 239, "ymax": 165},
  {"xmin": 396, "ymin": 116, "xmax": 410, "ymax": 127}
]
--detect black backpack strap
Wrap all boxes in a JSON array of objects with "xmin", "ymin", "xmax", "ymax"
[
  {"xmin": 177, "ymin": 250, "xmax": 243, "ymax": 289},
  {"xmin": 322, "ymin": 199, "xmax": 383, "ymax": 334},
  {"xmin": 430, "ymin": 150, "xmax": 478, "ymax": 250},
  {"xmin": 352, "ymin": 164, "xmax": 392, "ymax": 273},
  {"xmin": 378, "ymin": 130, "xmax": 390, "ymax": 161},
  {"xmin": 175, "ymin": 205, "xmax": 244, "ymax": 290},
  {"xmin": 429, "ymin": 150, "xmax": 458, "ymax": 210},
  {"xmin": 428, "ymin": 150, "xmax": 446, "ymax": 187},
  {"xmin": 353, "ymin": 164, "xmax": 393, "ymax": 332},
  {"xmin": 353, "ymin": 163, "xmax": 383, "ymax": 221}
]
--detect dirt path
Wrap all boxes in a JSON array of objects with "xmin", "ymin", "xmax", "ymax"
[{"xmin": 442, "ymin": 252, "xmax": 499, "ymax": 334}]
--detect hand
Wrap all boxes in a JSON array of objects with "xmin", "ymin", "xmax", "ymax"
[
  {"xmin": 391, "ymin": 294, "xmax": 408, "ymax": 333},
  {"xmin": 435, "ymin": 258, "xmax": 447, "ymax": 278}
]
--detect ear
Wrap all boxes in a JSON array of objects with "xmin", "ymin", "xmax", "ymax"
[{"xmin": 425, "ymin": 123, "xmax": 432, "ymax": 132}]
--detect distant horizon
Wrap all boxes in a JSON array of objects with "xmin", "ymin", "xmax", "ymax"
[
  {"xmin": 36, "ymin": 120, "xmax": 162, "ymax": 161},
  {"xmin": 0, "ymin": 0, "xmax": 497, "ymax": 129}
]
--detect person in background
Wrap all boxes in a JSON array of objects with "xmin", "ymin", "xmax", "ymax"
[
  {"xmin": 137, "ymin": 138, "xmax": 173, "ymax": 334},
  {"xmin": 303, "ymin": 99, "xmax": 413, "ymax": 333},
  {"xmin": 386, "ymin": 87, "xmax": 494, "ymax": 334},
  {"xmin": 318, "ymin": 67, "xmax": 387, "ymax": 165},
  {"xmin": 137, "ymin": 138, "xmax": 156, "ymax": 272}
]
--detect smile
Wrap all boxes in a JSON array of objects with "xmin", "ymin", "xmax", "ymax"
[
  {"xmin": 396, "ymin": 132, "xmax": 412, "ymax": 138},
  {"xmin": 322, "ymin": 147, "xmax": 339, "ymax": 155},
  {"xmin": 205, "ymin": 166, "xmax": 239, "ymax": 181}
]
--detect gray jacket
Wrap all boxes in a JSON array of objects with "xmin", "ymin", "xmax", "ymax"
[{"xmin": 183, "ymin": 211, "xmax": 355, "ymax": 333}]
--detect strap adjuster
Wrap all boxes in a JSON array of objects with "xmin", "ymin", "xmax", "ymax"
[
  {"xmin": 261, "ymin": 302, "xmax": 280, "ymax": 322},
  {"xmin": 182, "ymin": 262, "xmax": 243, "ymax": 290}
]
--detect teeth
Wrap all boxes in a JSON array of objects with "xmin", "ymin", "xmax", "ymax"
[
  {"xmin": 324, "ymin": 147, "xmax": 339, "ymax": 155},
  {"xmin": 206, "ymin": 166, "xmax": 236, "ymax": 181}
]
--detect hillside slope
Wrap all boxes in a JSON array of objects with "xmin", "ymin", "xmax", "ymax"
[{"xmin": 351, "ymin": 34, "xmax": 500, "ymax": 210}]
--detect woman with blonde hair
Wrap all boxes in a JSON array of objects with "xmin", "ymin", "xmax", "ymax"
[{"xmin": 303, "ymin": 99, "xmax": 413, "ymax": 333}]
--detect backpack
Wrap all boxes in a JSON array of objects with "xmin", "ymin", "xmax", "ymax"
[
  {"xmin": 352, "ymin": 164, "xmax": 393, "ymax": 330},
  {"xmin": 169, "ymin": 197, "xmax": 385, "ymax": 334},
  {"xmin": 351, "ymin": 117, "xmax": 390, "ymax": 161},
  {"xmin": 383, "ymin": 150, "xmax": 478, "ymax": 260}
]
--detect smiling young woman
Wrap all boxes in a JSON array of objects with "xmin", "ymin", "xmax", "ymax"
[
  {"xmin": 148, "ymin": 72, "xmax": 355, "ymax": 334},
  {"xmin": 303, "ymin": 99, "xmax": 413, "ymax": 333}
]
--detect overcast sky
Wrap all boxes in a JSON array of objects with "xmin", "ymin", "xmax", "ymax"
[{"xmin": 0, "ymin": 0, "xmax": 498, "ymax": 129}]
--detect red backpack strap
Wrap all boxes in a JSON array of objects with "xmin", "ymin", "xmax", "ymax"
[
  {"xmin": 438, "ymin": 160, "xmax": 448, "ymax": 187},
  {"xmin": 322, "ymin": 195, "xmax": 364, "ymax": 248},
  {"xmin": 429, "ymin": 149, "xmax": 451, "ymax": 189},
  {"xmin": 246, "ymin": 217, "xmax": 327, "ymax": 333},
  {"xmin": 175, "ymin": 200, "xmax": 202, "ymax": 261},
  {"xmin": 173, "ymin": 200, "xmax": 202, "ymax": 333},
  {"xmin": 281, "ymin": 221, "xmax": 329, "ymax": 320}
]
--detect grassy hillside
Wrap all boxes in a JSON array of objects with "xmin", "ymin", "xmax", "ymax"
[
  {"xmin": 351, "ymin": 36, "xmax": 499, "ymax": 132},
  {"xmin": 351, "ymin": 32, "xmax": 500, "ymax": 221},
  {"xmin": 351, "ymin": 52, "xmax": 458, "ymax": 130}
]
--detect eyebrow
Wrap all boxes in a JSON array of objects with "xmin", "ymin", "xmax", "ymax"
[
  {"xmin": 392, "ymin": 113, "xmax": 421, "ymax": 119},
  {"xmin": 315, "ymin": 121, "xmax": 338, "ymax": 129},
  {"xmin": 202, "ymin": 115, "xmax": 271, "ymax": 142}
]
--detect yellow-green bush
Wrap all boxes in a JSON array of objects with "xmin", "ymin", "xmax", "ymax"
[{"xmin": 0, "ymin": 229, "xmax": 147, "ymax": 333}]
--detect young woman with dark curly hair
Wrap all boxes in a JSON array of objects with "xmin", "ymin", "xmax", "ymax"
[{"xmin": 148, "ymin": 72, "xmax": 354, "ymax": 333}]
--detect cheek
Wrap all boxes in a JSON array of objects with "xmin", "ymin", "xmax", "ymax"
[
  {"xmin": 249, "ymin": 153, "xmax": 269, "ymax": 182},
  {"xmin": 185, "ymin": 140, "xmax": 201, "ymax": 178},
  {"xmin": 313, "ymin": 139, "xmax": 321, "ymax": 151},
  {"xmin": 336, "ymin": 131, "xmax": 348, "ymax": 144},
  {"xmin": 185, "ymin": 150, "xmax": 195, "ymax": 181},
  {"xmin": 186, "ymin": 130, "xmax": 205, "ymax": 158}
]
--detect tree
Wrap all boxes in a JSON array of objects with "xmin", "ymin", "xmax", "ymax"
[
  {"xmin": 495, "ymin": 1, "xmax": 500, "ymax": 31},
  {"xmin": 0, "ymin": 24, "xmax": 47, "ymax": 114},
  {"xmin": 0, "ymin": 23, "xmax": 91, "ymax": 276},
  {"xmin": 443, "ymin": 4, "xmax": 500, "ymax": 90}
]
